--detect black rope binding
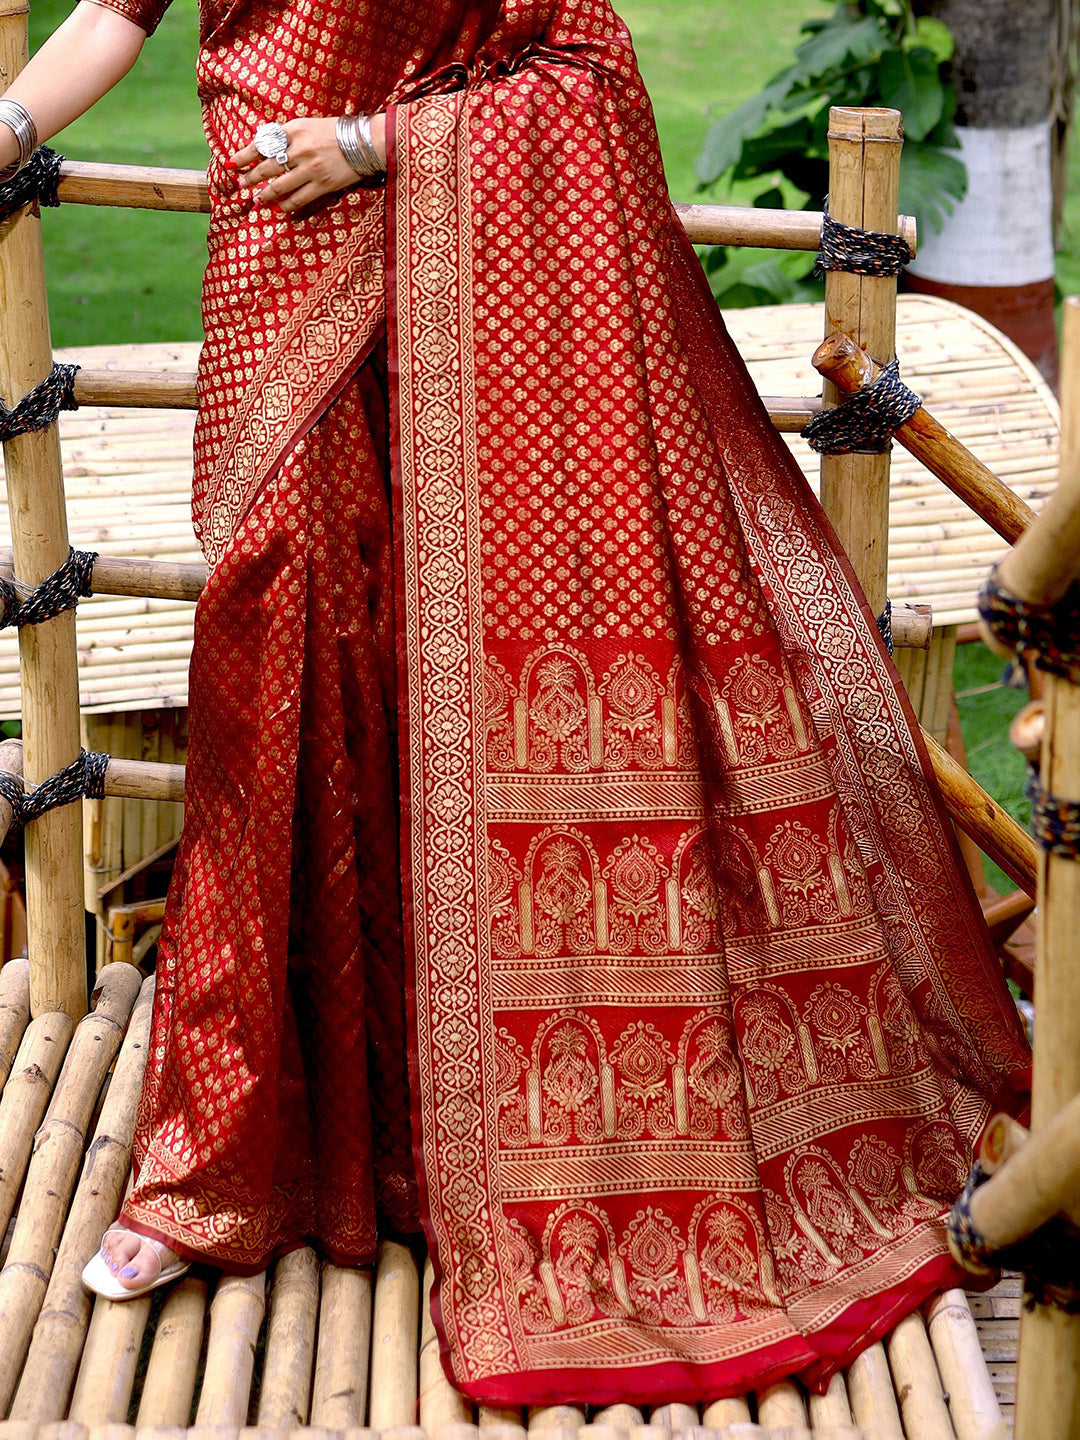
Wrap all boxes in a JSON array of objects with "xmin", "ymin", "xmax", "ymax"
[
  {"xmin": 802, "ymin": 357, "xmax": 921, "ymax": 455},
  {"xmin": 877, "ymin": 598, "xmax": 893, "ymax": 655},
  {"xmin": 977, "ymin": 565, "xmax": 1080, "ymax": 685},
  {"xmin": 0, "ymin": 547, "xmax": 97, "ymax": 630},
  {"xmin": 0, "ymin": 147, "xmax": 64, "ymax": 225},
  {"xmin": 949, "ymin": 1163, "xmax": 1080, "ymax": 1311},
  {"xmin": 0, "ymin": 749, "xmax": 110, "ymax": 831},
  {"xmin": 1030, "ymin": 778, "xmax": 1080, "ymax": 861},
  {"xmin": 814, "ymin": 206, "xmax": 913, "ymax": 279},
  {"xmin": 0, "ymin": 363, "xmax": 80, "ymax": 445}
]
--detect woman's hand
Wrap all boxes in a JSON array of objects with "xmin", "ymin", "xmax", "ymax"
[{"xmin": 231, "ymin": 113, "xmax": 386, "ymax": 214}]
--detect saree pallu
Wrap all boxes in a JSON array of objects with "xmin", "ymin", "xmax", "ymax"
[{"xmin": 99, "ymin": 0, "xmax": 1031, "ymax": 1404}]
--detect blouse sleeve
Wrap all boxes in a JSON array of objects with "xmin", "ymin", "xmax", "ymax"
[{"xmin": 83, "ymin": 0, "xmax": 173, "ymax": 37}]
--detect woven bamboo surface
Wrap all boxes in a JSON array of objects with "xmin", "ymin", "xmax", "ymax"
[
  {"xmin": 0, "ymin": 294, "xmax": 1057, "ymax": 718},
  {"xmin": 726, "ymin": 294, "xmax": 1058, "ymax": 626},
  {"xmin": 0, "ymin": 956, "xmax": 1020, "ymax": 1440}
]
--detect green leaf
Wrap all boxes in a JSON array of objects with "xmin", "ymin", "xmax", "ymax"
[
  {"xmin": 695, "ymin": 93, "xmax": 769, "ymax": 184},
  {"xmin": 877, "ymin": 47, "xmax": 945, "ymax": 141},
  {"xmin": 899, "ymin": 143, "xmax": 967, "ymax": 235},
  {"xmin": 907, "ymin": 16, "xmax": 954, "ymax": 63},
  {"xmin": 793, "ymin": 15, "xmax": 888, "ymax": 77},
  {"xmin": 706, "ymin": 247, "xmax": 819, "ymax": 308}
]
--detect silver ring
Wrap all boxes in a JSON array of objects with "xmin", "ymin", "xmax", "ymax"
[{"xmin": 253, "ymin": 121, "xmax": 290, "ymax": 168}]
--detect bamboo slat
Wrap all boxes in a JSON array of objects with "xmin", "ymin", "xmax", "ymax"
[
  {"xmin": 0, "ymin": 1011, "xmax": 74, "ymax": 1242},
  {"xmin": 68, "ymin": 1291, "xmax": 152, "ymax": 1424},
  {"xmin": 846, "ymin": 1342, "xmax": 903, "ymax": 1440},
  {"xmin": 368, "ymin": 1243, "xmax": 420, "ymax": 1432},
  {"xmin": 194, "ymin": 1274, "xmax": 267, "ymax": 1427},
  {"xmin": 0, "ymin": 959, "xmax": 30, "ymax": 1088},
  {"xmin": 924, "ymin": 1292, "xmax": 1004, "ymax": 1440},
  {"xmin": 807, "ymin": 1376, "xmax": 853, "ymax": 1431},
  {"xmin": 419, "ymin": 1261, "xmax": 470, "ymax": 1440},
  {"xmin": 885, "ymin": 1311, "xmax": 956, "ymax": 1440},
  {"xmin": 0, "ymin": 964, "xmax": 140, "ymax": 1413},
  {"xmin": 11, "ymin": 976, "xmax": 155, "ymax": 1423},
  {"xmin": 257, "ymin": 1250, "xmax": 320, "ymax": 1429},
  {"xmin": 701, "ymin": 1397, "xmax": 753, "ymax": 1427},
  {"xmin": 756, "ymin": 1382, "xmax": 809, "ymax": 1431},
  {"xmin": 136, "ymin": 1278, "xmax": 211, "ymax": 1427}
]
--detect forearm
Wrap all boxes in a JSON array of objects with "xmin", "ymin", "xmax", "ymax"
[{"xmin": 0, "ymin": 1, "xmax": 147, "ymax": 171}]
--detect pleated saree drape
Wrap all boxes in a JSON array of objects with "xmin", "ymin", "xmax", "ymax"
[{"xmin": 95, "ymin": 0, "xmax": 1029, "ymax": 1404}]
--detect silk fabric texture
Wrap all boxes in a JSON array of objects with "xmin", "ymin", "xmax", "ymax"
[{"xmin": 95, "ymin": 0, "xmax": 1029, "ymax": 1404}]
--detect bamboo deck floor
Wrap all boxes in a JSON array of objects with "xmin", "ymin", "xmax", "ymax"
[
  {"xmin": 0, "ymin": 958, "xmax": 1022, "ymax": 1440},
  {"xmin": 0, "ymin": 293, "xmax": 1058, "ymax": 718}
]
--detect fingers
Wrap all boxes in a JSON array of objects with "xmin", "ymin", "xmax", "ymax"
[{"xmin": 227, "ymin": 115, "xmax": 363, "ymax": 215}]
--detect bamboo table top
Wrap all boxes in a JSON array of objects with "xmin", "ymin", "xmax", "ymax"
[{"xmin": 0, "ymin": 294, "xmax": 1058, "ymax": 718}]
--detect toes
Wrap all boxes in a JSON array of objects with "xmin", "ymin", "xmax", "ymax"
[
  {"xmin": 100, "ymin": 1230, "xmax": 141, "ymax": 1274},
  {"xmin": 115, "ymin": 1240, "xmax": 180, "ymax": 1291}
]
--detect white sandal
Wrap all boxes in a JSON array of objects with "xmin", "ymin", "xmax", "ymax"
[{"xmin": 81, "ymin": 1225, "xmax": 190, "ymax": 1301}]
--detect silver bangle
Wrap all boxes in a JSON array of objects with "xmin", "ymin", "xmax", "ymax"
[
  {"xmin": 0, "ymin": 98, "xmax": 38, "ymax": 182},
  {"xmin": 335, "ymin": 113, "xmax": 382, "ymax": 178}
]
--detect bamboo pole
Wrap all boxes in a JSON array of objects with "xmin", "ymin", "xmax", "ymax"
[
  {"xmin": 0, "ymin": 0, "xmax": 87, "ymax": 1021},
  {"xmin": 368, "ymin": 1241, "xmax": 420, "ymax": 1431},
  {"xmin": 308, "ymin": 1263, "xmax": 373, "ymax": 1428},
  {"xmin": 136, "ymin": 1277, "xmax": 211, "ymax": 1427},
  {"xmin": 1007, "ymin": 288, "xmax": 1080, "ymax": 1440},
  {"xmin": 256, "ymin": 1250, "xmax": 320, "ymax": 1428},
  {"xmin": 924, "ymin": 1291, "xmax": 1005, "ymax": 1440},
  {"xmin": 478, "ymin": 1409, "xmax": 524, "ymax": 1431},
  {"xmin": 817, "ymin": 107, "xmax": 904, "ymax": 619},
  {"xmin": 52, "ymin": 160, "xmax": 921, "ymax": 254},
  {"xmin": 921, "ymin": 730, "xmax": 1038, "ymax": 897},
  {"xmin": 649, "ymin": 1404, "xmax": 698, "ymax": 1429},
  {"xmin": 73, "ymin": 371, "xmax": 198, "ymax": 409},
  {"xmin": 194, "ymin": 1273, "xmax": 267, "ymax": 1426},
  {"xmin": 69, "ymin": 1289, "xmax": 152, "ymax": 1423},
  {"xmin": 527, "ymin": 1408, "xmax": 586, "ymax": 1433},
  {"xmin": 885, "ymin": 1310, "xmax": 957, "ymax": 1440},
  {"xmin": 12, "ymin": 976, "xmax": 154, "ymax": 1423},
  {"xmin": 418, "ymin": 1258, "xmax": 470, "ymax": 1440},
  {"xmin": 0, "ymin": 963, "xmax": 139, "ymax": 1411},
  {"xmin": 846, "ymin": 1341, "xmax": 904, "ymax": 1440},
  {"xmin": 812, "ymin": 333, "xmax": 1036, "ymax": 546},
  {"xmin": 0, "ymin": 549, "xmax": 206, "ymax": 602}
]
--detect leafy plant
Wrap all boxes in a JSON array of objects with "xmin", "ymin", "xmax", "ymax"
[{"xmin": 695, "ymin": 0, "xmax": 966, "ymax": 308}]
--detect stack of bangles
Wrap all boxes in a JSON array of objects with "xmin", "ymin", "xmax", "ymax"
[
  {"xmin": 335, "ymin": 113, "xmax": 383, "ymax": 179},
  {"xmin": 0, "ymin": 98, "xmax": 38, "ymax": 182}
]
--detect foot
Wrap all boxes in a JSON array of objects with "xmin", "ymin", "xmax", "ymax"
[{"xmin": 100, "ymin": 1224, "xmax": 183, "ymax": 1292}]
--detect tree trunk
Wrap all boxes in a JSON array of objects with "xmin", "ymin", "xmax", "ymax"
[{"xmin": 908, "ymin": 0, "xmax": 1058, "ymax": 381}]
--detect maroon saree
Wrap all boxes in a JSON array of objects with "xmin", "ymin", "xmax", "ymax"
[{"xmin": 98, "ymin": 0, "xmax": 1028, "ymax": 1404}]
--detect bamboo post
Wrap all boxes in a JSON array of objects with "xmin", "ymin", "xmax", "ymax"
[
  {"xmin": 12, "ymin": 976, "xmax": 155, "ymax": 1422},
  {"xmin": 846, "ymin": 1341, "xmax": 904, "ymax": 1440},
  {"xmin": 812, "ymin": 333, "xmax": 1036, "ymax": 546},
  {"xmin": 924, "ymin": 1291, "xmax": 1005, "ymax": 1440},
  {"xmin": 0, "ymin": 963, "xmax": 140, "ymax": 1412},
  {"xmin": 367, "ymin": 1241, "xmax": 420, "ymax": 1431},
  {"xmin": 1011, "ymin": 294, "xmax": 1080, "ymax": 1440},
  {"xmin": 256, "ymin": 1249, "xmax": 320, "ymax": 1428},
  {"xmin": 136, "ymin": 1277, "xmax": 211, "ymax": 1427},
  {"xmin": 818, "ymin": 107, "xmax": 904, "ymax": 619},
  {"xmin": 885, "ymin": 1310, "xmax": 957, "ymax": 1440},
  {"xmin": 418, "ymin": 1259, "xmax": 470, "ymax": 1440},
  {"xmin": 0, "ymin": 1, "xmax": 88, "ymax": 1022},
  {"xmin": 194, "ymin": 1273, "xmax": 267, "ymax": 1426},
  {"xmin": 309, "ymin": 1263, "xmax": 373, "ymax": 1429}
]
